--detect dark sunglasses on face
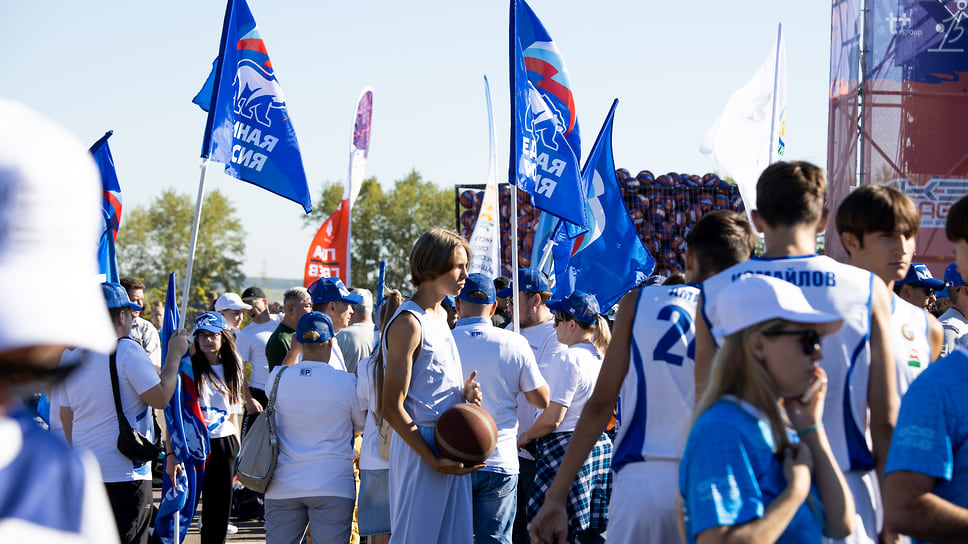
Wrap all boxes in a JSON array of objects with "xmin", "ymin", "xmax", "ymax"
[{"xmin": 761, "ymin": 328, "xmax": 823, "ymax": 356}]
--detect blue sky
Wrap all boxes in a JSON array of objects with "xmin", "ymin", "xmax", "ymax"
[{"xmin": 3, "ymin": 1, "xmax": 832, "ymax": 282}]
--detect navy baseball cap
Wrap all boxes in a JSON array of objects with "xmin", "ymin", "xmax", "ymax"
[
  {"xmin": 945, "ymin": 262, "xmax": 966, "ymax": 288},
  {"xmin": 194, "ymin": 311, "xmax": 228, "ymax": 335},
  {"xmin": 442, "ymin": 296, "xmax": 456, "ymax": 309},
  {"xmin": 896, "ymin": 263, "xmax": 945, "ymax": 290},
  {"xmin": 458, "ymin": 273, "xmax": 497, "ymax": 304},
  {"xmin": 308, "ymin": 277, "xmax": 364, "ymax": 305},
  {"xmin": 496, "ymin": 268, "xmax": 551, "ymax": 297},
  {"xmin": 102, "ymin": 282, "xmax": 142, "ymax": 311},
  {"xmin": 296, "ymin": 311, "xmax": 335, "ymax": 344},
  {"xmin": 547, "ymin": 290, "xmax": 601, "ymax": 325}
]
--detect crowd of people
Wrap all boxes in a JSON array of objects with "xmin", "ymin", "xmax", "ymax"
[{"xmin": 5, "ymin": 98, "xmax": 968, "ymax": 544}]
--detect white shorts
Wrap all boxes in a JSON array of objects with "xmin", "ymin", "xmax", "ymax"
[
  {"xmin": 606, "ymin": 460, "xmax": 683, "ymax": 544},
  {"xmin": 824, "ymin": 470, "xmax": 880, "ymax": 544}
]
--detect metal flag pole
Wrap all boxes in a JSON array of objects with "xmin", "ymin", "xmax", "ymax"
[
  {"xmin": 510, "ymin": 187, "xmax": 520, "ymax": 334},
  {"xmin": 180, "ymin": 159, "xmax": 210, "ymax": 323},
  {"xmin": 768, "ymin": 22, "xmax": 783, "ymax": 165}
]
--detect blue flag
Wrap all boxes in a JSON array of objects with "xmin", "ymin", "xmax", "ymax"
[
  {"xmin": 89, "ymin": 131, "xmax": 121, "ymax": 283},
  {"xmin": 195, "ymin": 0, "xmax": 313, "ymax": 213},
  {"xmin": 552, "ymin": 100, "xmax": 654, "ymax": 311},
  {"xmin": 155, "ymin": 273, "xmax": 210, "ymax": 544},
  {"xmin": 509, "ymin": 0, "xmax": 587, "ymax": 230}
]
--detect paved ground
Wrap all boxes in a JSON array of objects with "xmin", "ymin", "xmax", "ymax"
[{"xmin": 152, "ymin": 487, "xmax": 266, "ymax": 544}]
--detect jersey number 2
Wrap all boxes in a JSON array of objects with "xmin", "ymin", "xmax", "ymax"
[{"xmin": 653, "ymin": 305, "xmax": 695, "ymax": 366}]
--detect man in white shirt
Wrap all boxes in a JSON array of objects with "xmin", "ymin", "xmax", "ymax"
[
  {"xmin": 940, "ymin": 263, "xmax": 968, "ymax": 356},
  {"xmin": 61, "ymin": 282, "xmax": 186, "ymax": 544},
  {"xmin": 498, "ymin": 268, "xmax": 566, "ymax": 544},
  {"xmin": 453, "ymin": 273, "xmax": 549, "ymax": 544},
  {"xmin": 336, "ymin": 288, "xmax": 375, "ymax": 375},
  {"xmin": 120, "ymin": 277, "xmax": 161, "ymax": 370},
  {"xmin": 307, "ymin": 277, "xmax": 363, "ymax": 373},
  {"xmin": 236, "ymin": 286, "xmax": 282, "ymax": 435}
]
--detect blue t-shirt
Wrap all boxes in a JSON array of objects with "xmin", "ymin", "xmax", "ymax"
[
  {"xmin": 885, "ymin": 347, "xmax": 968, "ymax": 544},
  {"xmin": 680, "ymin": 398, "xmax": 824, "ymax": 543}
]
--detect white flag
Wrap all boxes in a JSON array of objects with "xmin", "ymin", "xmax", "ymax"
[
  {"xmin": 468, "ymin": 76, "xmax": 502, "ymax": 279},
  {"xmin": 700, "ymin": 24, "xmax": 786, "ymax": 223}
]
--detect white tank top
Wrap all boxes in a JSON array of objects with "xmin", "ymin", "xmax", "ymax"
[
  {"xmin": 613, "ymin": 284, "xmax": 698, "ymax": 474},
  {"xmin": 890, "ymin": 293, "xmax": 932, "ymax": 396},
  {"xmin": 701, "ymin": 254, "xmax": 876, "ymax": 472}
]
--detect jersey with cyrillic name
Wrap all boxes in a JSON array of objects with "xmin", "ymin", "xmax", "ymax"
[
  {"xmin": 701, "ymin": 254, "xmax": 876, "ymax": 473},
  {"xmin": 613, "ymin": 284, "xmax": 698, "ymax": 474}
]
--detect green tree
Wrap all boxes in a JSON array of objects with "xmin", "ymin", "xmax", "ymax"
[
  {"xmin": 304, "ymin": 170, "xmax": 453, "ymax": 291},
  {"xmin": 118, "ymin": 188, "xmax": 246, "ymax": 312}
]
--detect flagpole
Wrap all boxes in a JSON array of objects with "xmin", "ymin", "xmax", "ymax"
[
  {"xmin": 768, "ymin": 22, "xmax": 782, "ymax": 164},
  {"xmin": 180, "ymin": 160, "xmax": 209, "ymax": 322},
  {"xmin": 510, "ymin": 188, "xmax": 520, "ymax": 334}
]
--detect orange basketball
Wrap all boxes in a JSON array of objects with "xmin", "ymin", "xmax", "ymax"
[{"xmin": 434, "ymin": 403, "xmax": 498, "ymax": 465}]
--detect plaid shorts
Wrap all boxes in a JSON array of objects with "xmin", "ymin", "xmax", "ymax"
[{"xmin": 527, "ymin": 431, "xmax": 612, "ymax": 535}]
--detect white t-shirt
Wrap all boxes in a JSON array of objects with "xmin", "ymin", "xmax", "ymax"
[
  {"xmin": 337, "ymin": 322, "xmax": 375, "ymax": 375},
  {"xmin": 357, "ymin": 355, "xmax": 390, "ymax": 471},
  {"xmin": 49, "ymin": 348, "xmax": 84, "ymax": 441},
  {"xmin": 516, "ymin": 318, "xmax": 566, "ymax": 460},
  {"xmin": 452, "ymin": 317, "xmax": 546, "ymax": 473},
  {"xmin": 940, "ymin": 307, "xmax": 968, "ymax": 357},
  {"xmin": 236, "ymin": 314, "xmax": 282, "ymax": 390},
  {"xmin": 62, "ymin": 340, "xmax": 160, "ymax": 482},
  {"xmin": 266, "ymin": 360, "xmax": 365, "ymax": 500},
  {"xmin": 547, "ymin": 343, "xmax": 602, "ymax": 433},
  {"xmin": 198, "ymin": 364, "xmax": 242, "ymax": 439}
]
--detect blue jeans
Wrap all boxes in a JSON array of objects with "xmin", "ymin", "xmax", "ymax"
[{"xmin": 472, "ymin": 471, "xmax": 518, "ymax": 544}]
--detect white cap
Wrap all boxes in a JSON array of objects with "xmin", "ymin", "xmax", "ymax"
[
  {"xmin": 0, "ymin": 99, "xmax": 115, "ymax": 354},
  {"xmin": 215, "ymin": 293, "xmax": 252, "ymax": 311},
  {"xmin": 707, "ymin": 274, "xmax": 844, "ymax": 344}
]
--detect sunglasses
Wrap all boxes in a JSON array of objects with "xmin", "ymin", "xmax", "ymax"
[
  {"xmin": 553, "ymin": 312, "xmax": 573, "ymax": 325},
  {"xmin": 761, "ymin": 328, "xmax": 822, "ymax": 356}
]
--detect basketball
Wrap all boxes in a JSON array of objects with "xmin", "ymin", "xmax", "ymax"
[{"xmin": 434, "ymin": 403, "xmax": 498, "ymax": 465}]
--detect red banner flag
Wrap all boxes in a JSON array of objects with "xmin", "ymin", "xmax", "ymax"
[{"xmin": 304, "ymin": 202, "xmax": 349, "ymax": 286}]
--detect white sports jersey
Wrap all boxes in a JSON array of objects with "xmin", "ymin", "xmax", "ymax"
[
  {"xmin": 613, "ymin": 284, "xmax": 698, "ymax": 473},
  {"xmin": 890, "ymin": 293, "xmax": 932, "ymax": 396},
  {"xmin": 701, "ymin": 254, "xmax": 876, "ymax": 473}
]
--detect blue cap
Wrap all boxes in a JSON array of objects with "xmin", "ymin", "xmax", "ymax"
[
  {"xmin": 442, "ymin": 296, "xmax": 456, "ymax": 309},
  {"xmin": 295, "ymin": 311, "xmax": 335, "ymax": 343},
  {"xmin": 546, "ymin": 290, "xmax": 601, "ymax": 324},
  {"xmin": 896, "ymin": 262, "xmax": 945, "ymax": 290},
  {"xmin": 458, "ymin": 273, "xmax": 497, "ymax": 304},
  {"xmin": 496, "ymin": 268, "xmax": 551, "ymax": 297},
  {"xmin": 101, "ymin": 282, "xmax": 142, "ymax": 311},
  {"xmin": 945, "ymin": 262, "xmax": 966, "ymax": 288},
  {"xmin": 194, "ymin": 311, "xmax": 228, "ymax": 335},
  {"xmin": 939, "ymin": 286, "xmax": 950, "ymax": 298},
  {"xmin": 308, "ymin": 277, "xmax": 364, "ymax": 305},
  {"xmin": 643, "ymin": 274, "xmax": 667, "ymax": 287}
]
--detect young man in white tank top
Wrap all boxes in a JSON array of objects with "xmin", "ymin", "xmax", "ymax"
[
  {"xmin": 696, "ymin": 161, "xmax": 897, "ymax": 544},
  {"xmin": 835, "ymin": 185, "xmax": 943, "ymax": 396}
]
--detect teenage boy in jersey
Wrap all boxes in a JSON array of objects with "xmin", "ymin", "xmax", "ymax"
[
  {"xmin": 452, "ymin": 273, "xmax": 550, "ymax": 544},
  {"xmin": 883, "ymin": 193, "xmax": 968, "ymax": 542},
  {"xmin": 835, "ymin": 185, "xmax": 943, "ymax": 396},
  {"xmin": 695, "ymin": 161, "xmax": 896, "ymax": 544},
  {"xmin": 529, "ymin": 210, "xmax": 756, "ymax": 544}
]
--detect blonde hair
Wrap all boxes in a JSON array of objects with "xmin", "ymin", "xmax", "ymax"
[
  {"xmin": 591, "ymin": 315, "xmax": 611, "ymax": 356},
  {"xmin": 372, "ymin": 290, "xmax": 405, "ymax": 419},
  {"xmin": 692, "ymin": 318, "xmax": 790, "ymax": 451}
]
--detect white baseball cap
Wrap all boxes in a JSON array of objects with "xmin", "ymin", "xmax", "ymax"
[
  {"xmin": 215, "ymin": 292, "xmax": 252, "ymax": 311},
  {"xmin": 0, "ymin": 99, "xmax": 115, "ymax": 354},
  {"xmin": 707, "ymin": 274, "xmax": 844, "ymax": 344}
]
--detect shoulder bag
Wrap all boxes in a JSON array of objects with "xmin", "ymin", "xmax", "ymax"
[
  {"xmin": 236, "ymin": 365, "xmax": 288, "ymax": 492},
  {"xmin": 109, "ymin": 339, "xmax": 164, "ymax": 465}
]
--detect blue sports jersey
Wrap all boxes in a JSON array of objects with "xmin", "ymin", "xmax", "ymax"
[
  {"xmin": 885, "ymin": 347, "xmax": 968, "ymax": 544},
  {"xmin": 613, "ymin": 284, "xmax": 698, "ymax": 473},
  {"xmin": 680, "ymin": 398, "xmax": 824, "ymax": 544}
]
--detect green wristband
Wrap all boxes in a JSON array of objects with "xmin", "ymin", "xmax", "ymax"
[{"xmin": 797, "ymin": 423, "xmax": 823, "ymax": 438}]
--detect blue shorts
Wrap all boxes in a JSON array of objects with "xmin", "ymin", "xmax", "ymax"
[{"xmin": 358, "ymin": 469, "xmax": 390, "ymax": 536}]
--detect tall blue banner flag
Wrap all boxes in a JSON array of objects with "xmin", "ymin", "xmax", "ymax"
[
  {"xmin": 89, "ymin": 131, "xmax": 121, "ymax": 283},
  {"xmin": 195, "ymin": 0, "xmax": 313, "ymax": 213},
  {"xmin": 558, "ymin": 100, "xmax": 654, "ymax": 311},
  {"xmin": 509, "ymin": 0, "xmax": 587, "ymax": 230},
  {"xmin": 155, "ymin": 273, "xmax": 210, "ymax": 544}
]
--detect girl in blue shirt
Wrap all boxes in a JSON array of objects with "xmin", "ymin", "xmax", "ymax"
[{"xmin": 681, "ymin": 275, "xmax": 855, "ymax": 543}]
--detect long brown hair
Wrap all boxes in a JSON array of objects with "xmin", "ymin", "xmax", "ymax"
[
  {"xmin": 372, "ymin": 291, "xmax": 404, "ymax": 418},
  {"xmin": 190, "ymin": 330, "xmax": 244, "ymax": 405}
]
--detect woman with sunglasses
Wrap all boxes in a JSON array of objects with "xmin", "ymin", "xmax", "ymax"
[
  {"xmin": 680, "ymin": 275, "xmax": 854, "ymax": 543},
  {"xmin": 518, "ymin": 291, "xmax": 612, "ymax": 543}
]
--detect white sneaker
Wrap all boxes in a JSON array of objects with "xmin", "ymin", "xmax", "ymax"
[{"xmin": 226, "ymin": 523, "xmax": 239, "ymax": 535}]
